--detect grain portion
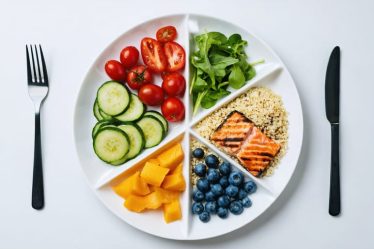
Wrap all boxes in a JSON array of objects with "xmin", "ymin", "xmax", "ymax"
[{"xmin": 195, "ymin": 87, "xmax": 288, "ymax": 176}]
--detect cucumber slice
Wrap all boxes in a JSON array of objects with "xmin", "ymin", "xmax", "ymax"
[
  {"xmin": 118, "ymin": 123, "xmax": 145, "ymax": 160},
  {"xmin": 92, "ymin": 123, "xmax": 117, "ymax": 138},
  {"xmin": 93, "ymin": 127, "xmax": 129, "ymax": 163},
  {"xmin": 114, "ymin": 94, "xmax": 145, "ymax": 122},
  {"xmin": 99, "ymin": 108, "xmax": 112, "ymax": 120},
  {"xmin": 93, "ymin": 100, "xmax": 104, "ymax": 121},
  {"xmin": 137, "ymin": 116, "xmax": 164, "ymax": 148},
  {"xmin": 97, "ymin": 81, "xmax": 130, "ymax": 116},
  {"xmin": 110, "ymin": 154, "xmax": 129, "ymax": 166},
  {"xmin": 144, "ymin": 111, "xmax": 168, "ymax": 134},
  {"xmin": 92, "ymin": 120, "xmax": 111, "ymax": 138}
]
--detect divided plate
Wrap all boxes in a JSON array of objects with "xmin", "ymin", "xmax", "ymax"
[{"xmin": 73, "ymin": 14, "xmax": 303, "ymax": 240}]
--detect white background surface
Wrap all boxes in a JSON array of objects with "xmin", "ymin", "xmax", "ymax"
[{"xmin": 0, "ymin": 0, "xmax": 373, "ymax": 248}]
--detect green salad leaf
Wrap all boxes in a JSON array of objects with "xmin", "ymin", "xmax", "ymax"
[
  {"xmin": 190, "ymin": 31, "xmax": 262, "ymax": 115},
  {"xmin": 229, "ymin": 64, "xmax": 246, "ymax": 89}
]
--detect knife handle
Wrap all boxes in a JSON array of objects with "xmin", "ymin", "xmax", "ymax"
[{"xmin": 329, "ymin": 123, "xmax": 340, "ymax": 216}]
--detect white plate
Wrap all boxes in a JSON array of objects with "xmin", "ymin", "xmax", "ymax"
[{"xmin": 74, "ymin": 14, "xmax": 303, "ymax": 240}]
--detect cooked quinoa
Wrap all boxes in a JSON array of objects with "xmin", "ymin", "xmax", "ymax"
[{"xmin": 194, "ymin": 87, "xmax": 288, "ymax": 176}]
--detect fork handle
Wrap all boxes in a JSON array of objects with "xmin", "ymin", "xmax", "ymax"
[{"xmin": 32, "ymin": 112, "xmax": 44, "ymax": 210}]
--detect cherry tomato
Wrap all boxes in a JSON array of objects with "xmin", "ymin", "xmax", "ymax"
[
  {"xmin": 138, "ymin": 84, "xmax": 164, "ymax": 106},
  {"xmin": 162, "ymin": 72, "xmax": 186, "ymax": 97},
  {"xmin": 105, "ymin": 60, "xmax": 126, "ymax": 81},
  {"xmin": 156, "ymin": 26, "xmax": 177, "ymax": 43},
  {"xmin": 140, "ymin": 38, "xmax": 167, "ymax": 73},
  {"xmin": 126, "ymin": 65, "xmax": 153, "ymax": 90},
  {"xmin": 161, "ymin": 97, "xmax": 185, "ymax": 122},
  {"xmin": 161, "ymin": 71, "xmax": 171, "ymax": 80},
  {"xmin": 120, "ymin": 46, "xmax": 139, "ymax": 68},
  {"xmin": 163, "ymin": 42, "xmax": 186, "ymax": 72}
]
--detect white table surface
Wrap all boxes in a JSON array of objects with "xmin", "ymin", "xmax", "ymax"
[{"xmin": 1, "ymin": 0, "xmax": 373, "ymax": 248}]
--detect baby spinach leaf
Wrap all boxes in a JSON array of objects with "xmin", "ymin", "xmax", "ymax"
[
  {"xmin": 245, "ymin": 66, "xmax": 256, "ymax": 81},
  {"xmin": 192, "ymin": 76, "xmax": 209, "ymax": 93},
  {"xmin": 190, "ymin": 31, "xmax": 261, "ymax": 114},
  {"xmin": 201, "ymin": 88, "xmax": 230, "ymax": 109},
  {"xmin": 210, "ymin": 54, "xmax": 239, "ymax": 69},
  {"xmin": 209, "ymin": 54, "xmax": 238, "ymax": 79},
  {"xmin": 229, "ymin": 64, "xmax": 246, "ymax": 89}
]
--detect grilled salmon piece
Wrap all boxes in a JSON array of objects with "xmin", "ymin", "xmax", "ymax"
[
  {"xmin": 237, "ymin": 126, "xmax": 280, "ymax": 177},
  {"xmin": 210, "ymin": 111, "xmax": 254, "ymax": 155}
]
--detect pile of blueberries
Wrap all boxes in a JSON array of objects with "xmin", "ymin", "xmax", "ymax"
[{"xmin": 191, "ymin": 147, "xmax": 257, "ymax": 223}]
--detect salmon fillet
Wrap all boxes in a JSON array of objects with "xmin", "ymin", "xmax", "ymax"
[
  {"xmin": 210, "ymin": 111, "xmax": 254, "ymax": 155},
  {"xmin": 237, "ymin": 126, "xmax": 280, "ymax": 177},
  {"xmin": 210, "ymin": 111, "xmax": 281, "ymax": 177}
]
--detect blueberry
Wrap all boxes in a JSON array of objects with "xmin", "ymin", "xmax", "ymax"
[
  {"xmin": 228, "ymin": 171, "xmax": 244, "ymax": 186},
  {"xmin": 219, "ymin": 162, "xmax": 231, "ymax": 175},
  {"xmin": 205, "ymin": 201, "xmax": 218, "ymax": 214},
  {"xmin": 217, "ymin": 207, "xmax": 229, "ymax": 219},
  {"xmin": 196, "ymin": 178, "xmax": 210, "ymax": 192},
  {"xmin": 211, "ymin": 184, "xmax": 224, "ymax": 196},
  {"xmin": 243, "ymin": 181, "xmax": 257, "ymax": 194},
  {"xmin": 192, "ymin": 148, "xmax": 205, "ymax": 159},
  {"xmin": 194, "ymin": 163, "xmax": 207, "ymax": 177},
  {"xmin": 217, "ymin": 195, "xmax": 230, "ymax": 208},
  {"xmin": 229, "ymin": 201, "xmax": 244, "ymax": 215},
  {"xmin": 205, "ymin": 154, "xmax": 219, "ymax": 168},
  {"xmin": 207, "ymin": 168, "xmax": 220, "ymax": 183},
  {"xmin": 219, "ymin": 176, "xmax": 229, "ymax": 188},
  {"xmin": 238, "ymin": 189, "xmax": 248, "ymax": 200},
  {"xmin": 193, "ymin": 190, "xmax": 205, "ymax": 202},
  {"xmin": 225, "ymin": 185, "xmax": 239, "ymax": 198},
  {"xmin": 199, "ymin": 211, "xmax": 210, "ymax": 223},
  {"xmin": 242, "ymin": 197, "xmax": 252, "ymax": 208},
  {"xmin": 192, "ymin": 202, "xmax": 204, "ymax": 214},
  {"xmin": 205, "ymin": 191, "xmax": 216, "ymax": 202}
]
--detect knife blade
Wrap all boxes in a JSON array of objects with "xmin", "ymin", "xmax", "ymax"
[
  {"xmin": 325, "ymin": 46, "xmax": 340, "ymax": 123},
  {"xmin": 325, "ymin": 46, "xmax": 341, "ymax": 216}
]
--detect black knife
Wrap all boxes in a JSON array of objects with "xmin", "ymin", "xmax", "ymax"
[{"xmin": 325, "ymin": 46, "xmax": 340, "ymax": 216}]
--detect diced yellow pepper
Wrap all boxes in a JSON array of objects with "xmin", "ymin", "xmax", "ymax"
[
  {"xmin": 162, "ymin": 174, "xmax": 186, "ymax": 192},
  {"xmin": 157, "ymin": 143, "xmax": 184, "ymax": 171},
  {"xmin": 140, "ymin": 161, "xmax": 170, "ymax": 186},
  {"xmin": 163, "ymin": 199, "xmax": 182, "ymax": 223}
]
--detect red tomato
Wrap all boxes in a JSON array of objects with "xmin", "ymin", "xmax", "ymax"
[
  {"xmin": 140, "ymin": 38, "xmax": 167, "ymax": 73},
  {"xmin": 161, "ymin": 71, "xmax": 171, "ymax": 80},
  {"xmin": 162, "ymin": 72, "xmax": 186, "ymax": 97},
  {"xmin": 156, "ymin": 26, "xmax": 177, "ymax": 43},
  {"xmin": 120, "ymin": 46, "xmax": 139, "ymax": 68},
  {"xmin": 138, "ymin": 84, "xmax": 164, "ymax": 106},
  {"xmin": 126, "ymin": 65, "xmax": 153, "ymax": 90},
  {"xmin": 163, "ymin": 42, "xmax": 186, "ymax": 72},
  {"xmin": 105, "ymin": 60, "xmax": 126, "ymax": 81},
  {"xmin": 161, "ymin": 97, "xmax": 185, "ymax": 122}
]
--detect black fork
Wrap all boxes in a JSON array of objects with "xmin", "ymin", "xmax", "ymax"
[{"xmin": 26, "ymin": 45, "xmax": 49, "ymax": 210}]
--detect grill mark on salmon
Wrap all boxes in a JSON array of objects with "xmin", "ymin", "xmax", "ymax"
[
  {"xmin": 210, "ymin": 111, "xmax": 281, "ymax": 177},
  {"xmin": 210, "ymin": 111, "xmax": 254, "ymax": 154},
  {"xmin": 239, "ymin": 155, "xmax": 273, "ymax": 162},
  {"xmin": 237, "ymin": 126, "xmax": 280, "ymax": 176}
]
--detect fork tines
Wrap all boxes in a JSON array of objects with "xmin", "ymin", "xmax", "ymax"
[{"xmin": 26, "ymin": 45, "xmax": 49, "ymax": 86}]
